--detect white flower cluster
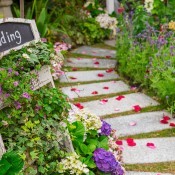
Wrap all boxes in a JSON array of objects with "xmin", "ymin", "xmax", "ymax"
[
  {"xmin": 144, "ymin": 0, "xmax": 154, "ymax": 13},
  {"xmin": 68, "ymin": 108, "xmax": 102, "ymax": 131},
  {"xmin": 84, "ymin": 0, "xmax": 95, "ymax": 8},
  {"xmin": 95, "ymin": 13, "xmax": 118, "ymax": 37},
  {"xmin": 59, "ymin": 153, "xmax": 89, "ymax": 175}
]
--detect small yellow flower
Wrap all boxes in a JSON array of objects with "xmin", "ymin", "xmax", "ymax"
[{"xmin": 168, "ymin": 21, "xmax": 175, "ymax": 30}]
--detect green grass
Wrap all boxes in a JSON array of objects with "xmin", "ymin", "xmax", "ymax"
[
  {"xmin": 125, "ymin": 162, "xmax": 175, "ymax": 174},
  {"xmin": 73, "ymin": 90, "xmax": 132, "ymax": 103},
  {"xmin": 65, "ymin": 52, "xmax": 116, "ymax": 60},
  {"xmin": 101, "ymin": 105, "xmax": 164, "ymax": 119},
  {"xmin": 92, "ymin": 43, "xmax": 116, "ymax": 50},
  {"xmin": 120, "ymin": 128, "xmax": 175, "ymax": 140},
  {"xmin": 55, "ymin": 78, "xmax": 120, "ymax": 88}
]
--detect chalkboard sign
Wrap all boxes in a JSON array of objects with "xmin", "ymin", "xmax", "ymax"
[{"xmin": 0, "ymin": 18, "xmax": 40, "ymax": 58}]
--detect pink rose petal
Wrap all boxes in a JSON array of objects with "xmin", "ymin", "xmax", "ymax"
[
  {"xmin": 116, "ymin": 95, "xmax": 125, "ymax": 101},
  {"xmin": 91, "ymin": 91, "xmax": 98, "ymax": 95},
  {"xmin": 106, "ymin": 55, "xmax": 111, "ymax": 59},
  {"xmin": 82, "ymin": 51, "xmax": 86, "ymax": 54},
  {"xmin": 106, "ymin": 68, "xmax": 114, "ymax": 73},
  {"xmin": 71, "ymin": 88, "xmax": 77, "ymax": 91},
  {"xmin": 69, "ymin": 76, "xmax": 77, "ymax": 80},
  {"xmin": 160, "ymin": 119, "xmax": 169, "ymax": 124},
  {"xmin": 131, "ymin": 86, "xmax": 137, "ymax": 90},
  {"xmin": 94, "ymin": 61, "xmax": 99, "ymax": 65},
  {"xmin": 103, "ymin": 86, "xmax": 109, "ymax": 90},
  {"xmin": 74, "ymin": 103, "xmax": 84, "ymax": 109},
  {"xmin": 116, "ymin": 140, "xmax": 123, "ymax": 145},
  {"xmin": 77, "ymin": 57, "xmax": 82, "ymax": 60},
  {"xmin": 72, "ymin": 67, "xmax": 78, "ymax": 71},
  {"xmin": 146, "ymin": 142, "xmax": 156, "ymax": 149},
  {"xmin": 98, "ymin": 73, "xmax": 104, "ymax": 77},
  {"xmin": 114, "ymin": 108, "xmax": 120, "ymax": 111},
  {"xmin": 133, "ymin": 105, "xmax": 141, "ymax": 112},
  {"xmin": 93, "ymin": 58, "xmax": 97, "ymax": 61},
  {"xmin": 170, "ymin": 122, "xmax": 175, "ymax": 127},
  {"xmin": 163, "ymin": 115, "xmax": 170, "ymax": 120},
  {"xmin": 129, "ymin": 122, "xmax": 137, "ymax": 126},
  {"xmin": 99, "ymin": 99, "xmax": 108, "ymax": 104}
]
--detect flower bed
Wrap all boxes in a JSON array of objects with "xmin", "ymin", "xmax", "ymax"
[{"xmin": 116, "ymin": 0, "xmax": 175, "ymax": 114}]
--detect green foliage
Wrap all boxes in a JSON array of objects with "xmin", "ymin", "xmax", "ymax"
[
  {"xmin": 68, "ymin": 121, "xmax": 109, "ymax": 173},
  {"xmin": 0, "ymin": 42, "xmax": 71, "ymax": 174},
  {"xmin": 0, "ymin": 151, "xmax": 24, "ymax": 175}
]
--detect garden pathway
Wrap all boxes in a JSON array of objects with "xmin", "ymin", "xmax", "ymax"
[{"xmin": 59, "ymin": 43, "xmax": 175, "ymax": 175}]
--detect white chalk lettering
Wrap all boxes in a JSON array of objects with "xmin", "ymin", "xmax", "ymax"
[
  {"xmin": 15, "ymin": 31, "xmax": 22, "ymax": 44},
  {"xmin": 0, "ymin": 31, "xmax": 7, "ymax": 46},
  {"xmin": 0, "ymin": 30, "xmax": 22, "ymax": 46}
]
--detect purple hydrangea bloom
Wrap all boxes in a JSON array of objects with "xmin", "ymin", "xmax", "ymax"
[
  {"xmin": 93, "ymin": 148, "xmax": 124, "ymax": 175},
  {"xmin": 100, "ymin": 120, "xmax": 112, "ymax": 136},
  {"xmin": 22, "ymin": 92, "xmax": 30, "ymax": 99},
  {"xmin": 8, "ymin": 68, "xmax": 13, "ymax": 73}
]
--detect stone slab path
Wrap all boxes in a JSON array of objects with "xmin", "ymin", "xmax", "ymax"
[
  {"xmin": 60, "ymin": 70, "xmax": 119, "ymax": 83},
  {"xmin": 81, "ymin": 93, "xmax": 159, "ymax": 117},
  {"xmin": 65, "ymin": 58, "xmax": 117, "ymax": 68},
  {"xmin": 126, "ymin": 172, "xmax": 172, "ymax": 175},
  {"xmin": 123, "ymin": 137, "xmax": 175, "ymax": 164},
  {"xmin": 61, "ymin": 80, "xmax": 130, "ymax": 99},
  {"xmin": 105, "ymin": 40, "xmax": 116, "ymax": 47},
  {"xmin": 104, "ymin": 111, "xmax": 175, "ymax": 137},
  {"xmin": 60, "ymin": 42, "xmax": 174, "ymax": 174},
  {"xmin": 71, "ymin": 46, "xmax": 116, "ymax": 58}
]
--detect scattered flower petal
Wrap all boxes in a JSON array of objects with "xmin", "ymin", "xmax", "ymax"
[
  {"xmin": 116, "ymin": 140, "xmax": 123, "ymax": 145},
  {"xmin": 77, "ymin": 57, "xmax": 82, "ymax": 60},
  {"xmin": 97, "ymin": 73, "xmax": 104, "ymax": 77},
  {"xmin": 163, "ymin": 116, "xmax": 170, "ymax": 120},
  {"xmin": 91, "ymin": 91, "xmax": 98, "ymax": 95},
  {"xmin": 67, "ymin": 59, "xmax": 73, "ymax": 63},
  {"xmin": 103, "ymin": 86, "xmax": 109, "ymax": 90},
  {"xmin": 71, "ymin": 88, "xmax": 77, "ymax": 91},
  {"xmin": 69, "ymin": 76, "xmax": 77, "ymax": 80},
  {"xmin": 94, "ymin": 61, "xmax": 100, "ymax": 65},
  {"xmin": 72, "ymin": 67, "xmax": 78, "ymax": 71},
  {"xmin": 82, "ymin": 51, "xmax": 86, "ymax": 54},
  {"xmin": 170, "ymin": 122, "xmax": 175, "ymax": 127},
  {"xmin": 116, "ymin": 95, "xmax": 125, "ymax": 101},
  {"xmin": 160, "ymin": 119, "xmax": 169, "ymax": 124},
  {"xmin": 114, "ymin": 108, "xmax": 120, "ymax": 111},
  {"xmin": 106, "ymin": 55, "xmax": 111, "ymax": 59},
  {"xmin": 126, "ymin": 138, "xmax": 136, "ymax": 147},
  {"xmin": 99, "ymin": 99, "xmax": 108, "ymax": 104},
  {"xmin": 129, "ymin": 122, "xmax": 137, "ymax": 126},
  {"xmin": 74, "ymin": 103, "xmax": 84, "ymax": 109},
  {"xmin": 133, "ymin": 105, "xmax": 141, "ymax": 112},
  {"xmin": 146, "ymin": 142, "xmax": 156, "ymax": 149},
  {"xmin": 106, "ymin": 68, "xmax": 114, "ymax": 73},
  {"xmin": 92, "ymin": 58, "xmax": 97, "ymax": 61}
]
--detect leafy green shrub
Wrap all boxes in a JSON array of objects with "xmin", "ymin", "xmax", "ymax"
[{"xmin": 0, "ymin": 42, "xmax": 70, "ymax": 174}]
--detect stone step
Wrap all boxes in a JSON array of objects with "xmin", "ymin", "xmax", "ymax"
[
  {"xmin": 71, "ymin": 46, "xmax": 116, "ymax": 58},
  {"xmin": 65, "ymin": 58, "xmax": 117, "ymax": 68},
  {"xmin": 126, "ymin": 172, "xmax": 172, "ymax": 175},
  {"xmin": 60, "ymin": 70, "xmax": 119, "ymax": 83},
  {"xmin": 81, "ymin": 93, "xmax": 159, "ymax": 117},
  {"xmin": 104, "ymin": 111, "xmax": 175, "ymax": 137},
  {"xmin": 61, "ymin": 80, "xmax": 130, "ymax": 99},
  {"xmin": 123, "ymin": 137, "xmax": 175, "ymax": 164},
  {"xmin": 105, "ymin": 40, "xmax": 116, "ymax": 47}
]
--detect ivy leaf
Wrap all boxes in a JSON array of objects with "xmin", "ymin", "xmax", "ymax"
[{"xmin": 30, "ymin": 150, "xmax": 38, "ymax": 160}]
